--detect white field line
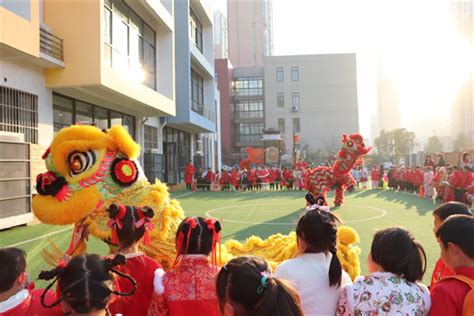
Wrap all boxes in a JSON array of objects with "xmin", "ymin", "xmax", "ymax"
[
  {"xmin": 5, "ymin": 191, "xmax": 194, "ymax": 248},
  {"xmin": 205, "ymin": 203, "xmax": 388, "ymax": 226},
  {"xmin": 5, "ymin": 226, "xmax": 73, "ymax": 248},
  {"xmin": 173, "ymin": 191, "xmax": 195, "ymax": 199}
]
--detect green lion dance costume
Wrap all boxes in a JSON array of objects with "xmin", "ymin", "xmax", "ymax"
[{"xmin": 32, "ymin": 125, "xmax": 361, "ymax": 279}]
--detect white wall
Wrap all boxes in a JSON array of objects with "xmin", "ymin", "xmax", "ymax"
[{"xmin": 1, "ymin": 59, "xmax": 53, "ymax": 146}]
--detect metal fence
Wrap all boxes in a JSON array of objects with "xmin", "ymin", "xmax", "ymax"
[
  {"xmin": 0, "ymin": 86, "xmax": 38, "ymax": 144},
  {"xmin": 40, "ymin": 27, "xmax": 64, "ymax": 61}
]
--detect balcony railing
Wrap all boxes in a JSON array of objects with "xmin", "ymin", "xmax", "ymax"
[{"xmin": 40, "ymin": 28, "xmax": 63, "ymax": 61}]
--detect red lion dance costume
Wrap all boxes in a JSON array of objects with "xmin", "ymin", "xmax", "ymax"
[{"xmin": 305, "ymin": 133, "xmax": 371, "ymax": 206}]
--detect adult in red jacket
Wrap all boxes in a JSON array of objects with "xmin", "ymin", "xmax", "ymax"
[
  {"xmin": 185, "ymin": 162, "xmax": 195, "ymax": 191},
  {"xmin": 451, "ymin": 167, "xmax": 464, "ymax": 202}
]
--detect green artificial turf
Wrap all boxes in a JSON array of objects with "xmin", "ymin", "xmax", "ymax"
[{"xmin": 2, "ymin": 188, "xmax": 464, "ymax": 287}]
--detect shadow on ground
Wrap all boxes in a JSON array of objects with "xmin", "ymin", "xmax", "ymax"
[{"xmin": 222, "ymin": 207, "xmax": 303, "ymax": 241}]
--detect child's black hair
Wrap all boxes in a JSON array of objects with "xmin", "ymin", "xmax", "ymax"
[
  {"xmin": 436, "ymin": 215, "xmax": 474, "ymax": 260},
  {"xmin": 216, "ymin": 256, "xmax": 303, "ymax": 316},
  {"xmin": 432, "ymin": 202, "xmax": 472, "ymax": 221},
  {"xmin": 38, "ymin": 254, "xmax": 136, "ymax": 313},
  {"xmin": 0, "ymin": 247, "xmax": 26, "ymax": 292},
  {"xmin": 371, "ymin": 227, "xmax": 427, "ymax": 283},
  {"xmin": 106, "ymin": 203, "xmax": 154, "ymax": 248},
  {"xmin": 175, "ymin": 216, "xmax": 222, "ymax": 255},
  {"xmin": 297, "ymin": 196, "xmax": 342, "ymax": 287}
]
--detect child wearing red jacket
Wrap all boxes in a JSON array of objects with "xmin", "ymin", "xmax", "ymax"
[
  {"xmin": 149, "ymin": 217, "xmax": 222, "ymax": 316},
  {"xmin": 0, "ymin": 248, "xmax": 62, "ymax": 316},
  {"xmin": 430, "ymin": 202, "xmax": 472, "ymax": 288},
  {"xmin": 371, "ymin": 166, "xmax": 379, "ymax": 189},
  {"xmin": 451, "ymin": 166, "xmax": 464, "ymax": 202},
  {"xmin": 429, "ymin": 215, "xmax": 474, "ymax": 316},
  {"xmin": 107, "ymin": 204, "xmax": 162, "ymax": 316}
]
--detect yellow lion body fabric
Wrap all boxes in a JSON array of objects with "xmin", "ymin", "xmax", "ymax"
[{"xmin": 32, "ymin": 125, "xmax": 361, "ymax": 278}]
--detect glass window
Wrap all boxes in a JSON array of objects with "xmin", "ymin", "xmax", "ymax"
[
  {"xmin": 276, "ymin": 67, "xmax": 284, "ymax": 82},
  {"xmin": 52, "ymin": 93, "xmax": 136, "ymax": 139},
  {"xmin": 144, "ymin": 125, "xmax": 158, "ymax": 149},
  {"xmin": 278, "ymin": 118, "xmax": 285, "ymax": 134},
  {"xmin": 189, "ymin": 8, "xmax": 203, "ymax": 52},
  {"xmin": 292, "ymin": 92, "xmax": 300, "ymax": 108},
  {"xmin": 191, "ymin": 68, "xmax": 204, "ymax": 115},
  {"xmin": 277, "ymin": 93, "xmax": 284, "ymax": 107},
  {"xmin": 53, "ymin": 95, "xmax": 73, "ymax": 133},
  {"xmin": 75, "ymin": 101, "xmax": 93, "ymax": 124},
  {"xmin": 104, "ymin": 0, "xmax": 156, "ymax": 90},
  {"xmin": 112, "ymin": 17, "xmax": 129, "ymax": 72},
  {"xmin": 94, "ymin": 107, "xmax": 109, "ymax": 130},
  {"xmin": 234, "ymin": 100, "xmax": 264, "ymax": 119},
  {"xmin": 291, "ymin": 66, "xmax": 299, "ymax": 81},
  {"xmin": 293, "ymin": 117, "xmax": 300, "ymax": 133},
  {"xmin": 232, "ymin": 77, "xmax": 263, "ymax": 96},
  {"xmin": 234, "ymin": 123, "xmax": 264, "ymax": 142},
  {"xmin": 123, "ymin": 114, "xmax": 135, "ymax": 137},
  {"xmin": 110, "ymin": 110, "xmax": 123, "ymax": 126}
]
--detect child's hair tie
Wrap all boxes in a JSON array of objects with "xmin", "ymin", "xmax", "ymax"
[
  {"xmin": 107, "ymin": 204, "xmax": 127, "ymax": 244},
  {"xmin": 135, "ymin": 207, "xmax": 154, "ymax": 246},
  {"xmin": 257, "ymin": 271, "xmax": 270, "ymax": 294},
  {"xmin": 205, "ymin": 218, "xmax": 222, "ymax": 270}
]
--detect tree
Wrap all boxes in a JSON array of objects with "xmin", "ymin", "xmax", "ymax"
[
  {"xmin": 374, "ymin": 128, "xmax": 416, "ymax": 163},
  {"xmin": 452, "ymin": 133, "xmax": 470, "ymax": 151},
  {"xmin": 425, "ymin": 135, "xmax": 444, "ymax": 154}
]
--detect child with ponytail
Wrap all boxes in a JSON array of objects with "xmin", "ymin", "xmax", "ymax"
[
  {"xmin": 274, "ymin": 193, "xmax": 351, "ymax": 315},
  {"xmin": 148, "ymin": 216, "xmax": 222, "ymax": 315},
  {"xmin": 38, "ymin": 253, "xmax": 136, "ymax": 315},
  {"xmin": 216, "ymin": 256, "xmax": 303, "ymax": 316},
  {"xmin": 337, "ymin": 227, "xmax": 430, "ymax": 315},
  {"xmin": 106, "ymin": 203, "xmax": 162, "ymax": 316}
]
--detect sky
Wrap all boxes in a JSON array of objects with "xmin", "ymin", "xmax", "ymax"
[
  {"xmin": 271, "ymin": 0, "xmax": 473, "ymax": 142},
  {"xmin": 217, "ymin": 0, "xmax": 473, "ymax": 144}
]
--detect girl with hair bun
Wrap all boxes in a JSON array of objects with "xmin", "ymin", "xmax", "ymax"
[
  {"xmin": 337, "ymin": 227, "xmax": 430, "ymax": 315},
  {"xmin": 274, "ymin": 193, "xmax": 351, "ymax": 315},
  {"xmin": 38, "ymin": 253, "xmax": 136, "ymax": 315},
  {"xmin": 216, "ymin": 256, "xmax": 303, "ymax": 316},
  {"xmin": 106, "ymin": 204, "xmax": 162, "ymax": 316},
  {"xmin": 148, "ymin": 216, "xmax": 222, "ymax": 315}
]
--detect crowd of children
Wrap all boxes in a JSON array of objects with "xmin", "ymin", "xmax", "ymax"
[
  {"xmin": 186, "ymin": 159, "xmax": 311, "ymax": 192},
  {"xmin": 1, "ymin": 198, "xmax": 473, "ymax": 316},
  {"xmin": 376, "ymin": 153, "xmax": 474, "ymax": 206}
]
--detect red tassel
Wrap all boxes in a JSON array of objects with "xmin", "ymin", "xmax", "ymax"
[
  {"xmin": 111, "ymin": 227, "xmax": 118, "ymax": 244},
  {"xmin": 143, "ymin": 229, "xmax": 151, "ymax": 246}
]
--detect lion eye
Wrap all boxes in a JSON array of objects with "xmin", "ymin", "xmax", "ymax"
[
  {"xmin": 347, "ymin": 141, "xmax": 354, "ymax": 147},
  {"xmin": 68, "ymin": 151, "xmax": 96, "ymax": 176}
]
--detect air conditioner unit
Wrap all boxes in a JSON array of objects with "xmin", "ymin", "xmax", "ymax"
[{"xmin": 291, "ymin": 105, "xmax": 299, "ymax": 112}]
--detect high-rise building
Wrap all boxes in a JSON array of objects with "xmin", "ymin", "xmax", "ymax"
[
  {"xmin": 214, "ymin": 10, "xmax": 228, "ymax": 59},
  {"xmin": 227, "ymin": 0, "xmax": 274, "ymax": 68},
  {"xmin": 451, "ymin": 0, "xmax": 473, "ymax": 146},
  {"xmin": 372, "ymin": 53, "xmax": 401, "ymax": 140},
  {"xmin": 264, "ymin": 54, "xmax": 359, "ymax": 160}
]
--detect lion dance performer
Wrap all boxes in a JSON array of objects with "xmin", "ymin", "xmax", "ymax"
[
  {"xmin": 304, "ymin": 133, "xmax": 371, "ymax": 206},
  {"xmin": 32, "ymin": 125, "xmax": 361, "ymax": 279}
]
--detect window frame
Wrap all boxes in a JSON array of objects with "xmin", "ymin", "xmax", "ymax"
[
  {"xmin": 52, "ymin": 93, "xmax": 136, "ymax": 138},
  {"xmin": 276, "ymin": 67, "xmax": 284, "ymax": 82},
  {"xmin": 233, "ymin": 100, "xmax": 264, "ymax": 119},
  {"xmin": 189, "ymin": 7, "xmax": 203, "ymax": 53},
  {"xmin": 291, "ymin": 66, "xmax": 299, "ymax": 81},
  {"xmin": 277, "ymin": 92, "xmax": 284, "ymax": 107},
  {"xmin": 103, "ymin": 0, "xmax": 156, "ymax": 90},
  {"xmin": 191, "ymin": 68, "xmax": 204, "ymax": 115},
  {"xmin": 232, "ymin": 77, "xmax": 263, "ymax": 96}
]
